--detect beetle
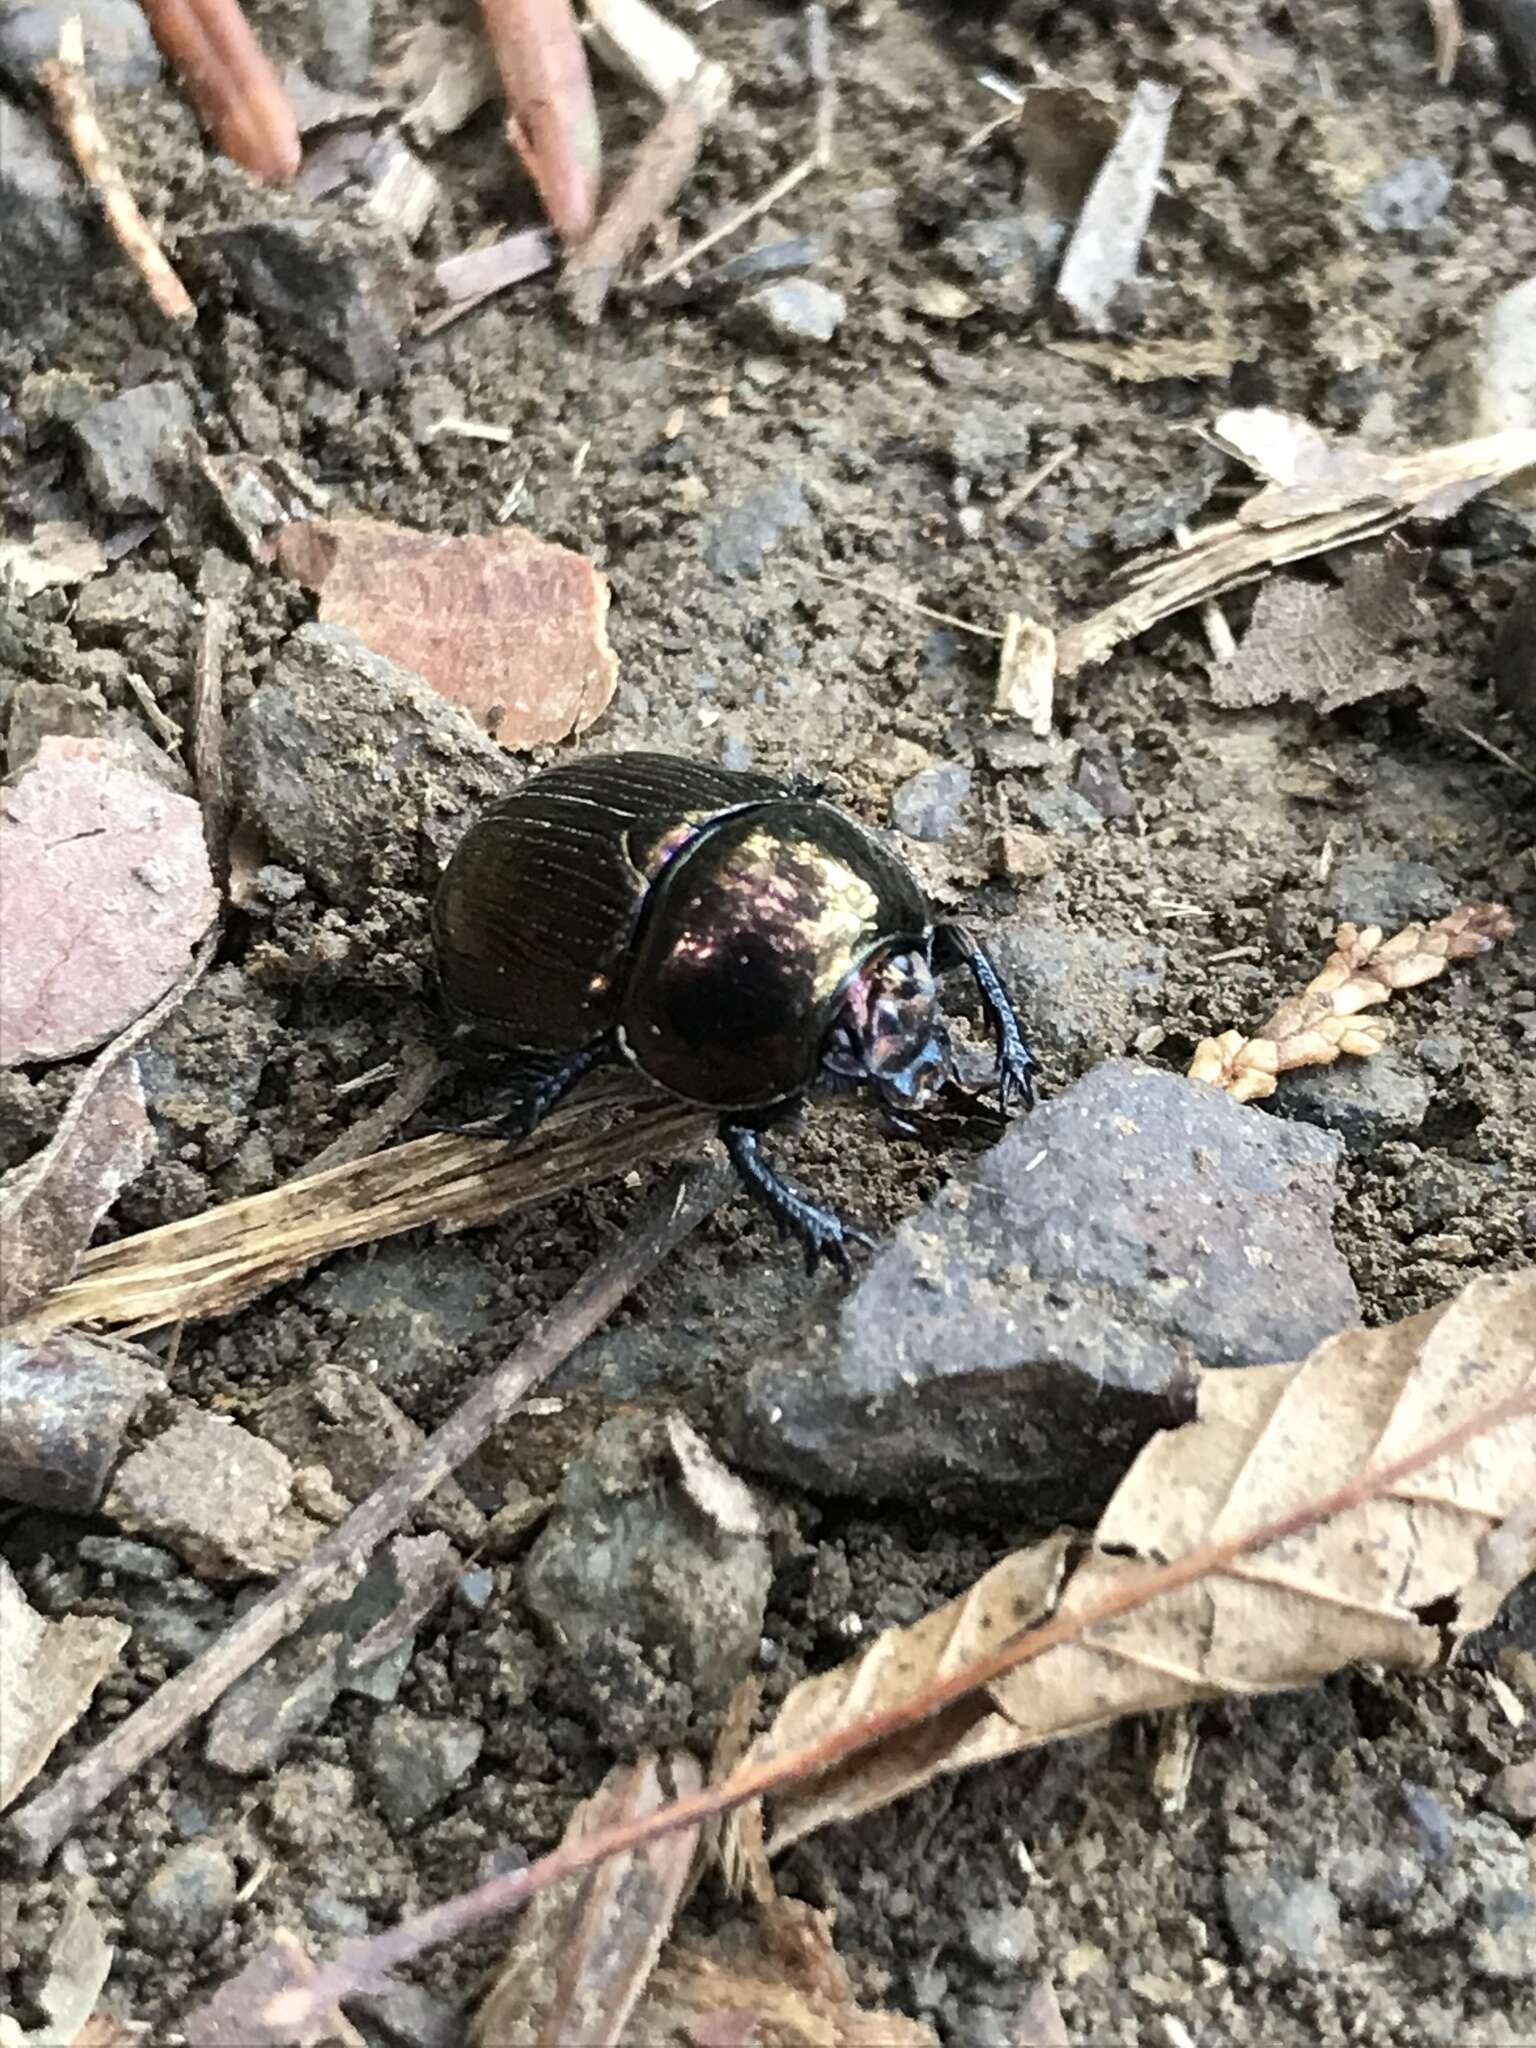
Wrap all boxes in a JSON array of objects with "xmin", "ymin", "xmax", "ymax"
[{"xmin": 432, "ymin": 752, "xmax": 1035, "ymax": 1272}]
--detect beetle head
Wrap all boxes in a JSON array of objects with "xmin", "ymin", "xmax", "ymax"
[{"xmin": 823, "ymin": 947, "xmax": 949, "ymax": 1112}]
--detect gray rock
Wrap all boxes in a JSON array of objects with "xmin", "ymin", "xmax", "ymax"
[
  {"xmin": 732, "ymin": 279, "xmax": 846, "ymax": 348},
  {"xmin": 348, "ymin": 1981, "xmax": 464, "ymax": 2048},
  {"xmin": 4, "ymin": 682, "xmax": 189, "ymax": 793},
  {"xmin": 1019, "ymin": 786, "xmax": 1105, "ymax": 840},
  {"xmin": 73, "ymin": 567, "xmax": 192, "ymax": 640},
  {"xmin": 1223, "ymin": 1866, "xmax": 1343, "ymax": 1974},
  {"xmin": 77, "ymin": 1536, "xmax": 180, "ymax": 1581},
  {"xmin": 1323, "ymin": 852, "xmax": 1453, "ymax": 927},
  {"xmin": 1271, "ymin": 1049, "xmax": 1433, "ymax": 1152},
  {"xmin": 732, "ymin": 1062, "xmax": 1357, "ymax": 1515},
  {"xmin": 892, "ymin": 762, "xmax": 971, "ymax": 842},
  {"xmin": 1490, "ymin": 565, "xmax": 1536, "ymax": 734},
  {"xmin": 1358, "ymin": 158, "xmax": 1452, "ymax": 232},
  {"xmin": 991, "ymin": 917, "xmax": 1166, "ymax": 1061},
  {"xmin": 73, "ymin": 382, "xmax": 194, "ymax": 515},
  {"xmin": 0, "ymin": 100, "xmax": 108, "ymax": 319},
  {"xmin": 1415, "ymin": 1034, "xmax": 1464, "ymax": 1077},
  {"xmin": 228, "ymin": 624, "xmax": 513, "ymax": 903},
  {"xmin": 524, "ymin": 1412, "xmax": 771, "ymax": 1748},
  {"xmin": 1328, "ymin": 1844, "xmax": 1426, "ymax": 1923},
  {"xmin": 367, "ymin": 1706, "xmax": 483, "ymax": 1830},
  {"xmin": 309, "ymin": 0, "xmax": 373, "ymax": 88},
  {"xmin": 206, "ymin": 1534, "xmax": 459, "ymax": 1773},
  {"xmin": 1472, "ymin": 1887, "xmax": 1536, "ymax": 1981},
  {"xmin": 1491, "ymin": 1759, "xmax": 1536, "ymax": 1821},
  {"xmin": 305, "ymin": 1890, "xmax": 370, "ymax": 1938},
  {"xmin": 128, "ymin": 1842, "xmax": 238, "ymax": 1954},
  {"xmin": 964, "ymin": 1903, "xmax": 1039, "ymax": 1970},
  {"xmin": 204, "ymin": 217, "xmax": 414, "ymax": 390},
  {"xmin": 939, "ymin": 216, "xmax": 1042, "ymax": 317},
  {"xmin": 0, "ymin": 0, "xmax": 161, "ymax": 88},
  {"xmin": 0, "ymin": 1331, "xmax": 163, "ymax": 1514},
  {"xmin": 701, "ymin": 476, "xmax": 808, "ymax": 579},
  {"xmin": 1072, "ymin": 740, "xmax": 1135, "ymax": 822},
  {"xmin": 709, "ymin": 237, "xmax": 821, "ymax": 288},
  {"xmin": 134, "ymin": 966, "xmax": 283, "ymax": 1166}
]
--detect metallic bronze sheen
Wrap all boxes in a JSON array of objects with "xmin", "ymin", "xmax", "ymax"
[{"xmin": 622, "ymin": 802, "xmax": 930, "ymax": 1108}]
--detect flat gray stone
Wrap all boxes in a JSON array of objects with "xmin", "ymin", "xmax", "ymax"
[{"xmin": 72, "ymin": 383, "xmax": 193, "ymax": 515}]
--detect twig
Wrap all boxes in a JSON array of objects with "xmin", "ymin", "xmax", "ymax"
[
  {"xmin": 292, "ymin": 1051, "xmax": 451, "ymax": 1179},
  {"xmin": 261, "ymin": 1377, "xmax": 1536, "ymax": 2034},
  {"xmin": 563, "ymin": 61, "xmax": 733, "ymax": 323},
  {"xmin": 808, "ymin": 566, "xmax": 1004, "ymax": 641},
  {"xmin": 1426, "ymin": 0, "xmax": 1463, "ymax": 82},
  {"xmin": 190, "ymin": 552, "xmax": 247, "ymax": 885},
  {"xmin": 1450, "ymin": 719, "xmax": 1536, "ymax": 790},
  {"xmin": 140, "ymin": 0, "xmax": 300, "ymax": 183},
  {"xmin": 999, "ymin": 440, "xmax": 1076, "ymax": 517},
  {"xmin": 5, "ymin": 1159, "xmax": 731, "ymax": 1872},
  {"xmin": 1173, "ymin": 521, "xmax": 1236, "ymax": 663},
  {"xmin": 480, "ymin": 0, "xmax": 602, "ymax": 243},
  {"xmin": 24, "ymin": 1079, "xmax": 716, "ymax": 1335},
  {"xmin": 641, "ymin": 2, "xmax": 832, "ymax": 288},
  {"xmin": 39, "ymin": 17, "xmax": 196, "ymax": 325},
  {"xmin": 418, "ymin": 227, "xmax": 555, "ymax": 336}
]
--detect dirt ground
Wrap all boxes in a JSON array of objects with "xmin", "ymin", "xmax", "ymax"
[{"xmin": 3, "ymin": 0, "xmax": 1534, "ymax": 2042}]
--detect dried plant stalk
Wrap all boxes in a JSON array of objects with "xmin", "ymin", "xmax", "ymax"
[
  {"xmin": 141, "ymin": 0, "xmax": 301, "ymax": 183},
  {"xmin": 1189, "ymin": 904, "xmax": 1516, "ymax": 1103},
  {"xmin": 39, "ymin": 17, "xmax": 197, "ymax": 323}
]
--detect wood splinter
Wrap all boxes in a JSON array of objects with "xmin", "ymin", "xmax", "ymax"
[{"xmin": 39, "ymin": 16, "xmax": 196, "ymax": 326}]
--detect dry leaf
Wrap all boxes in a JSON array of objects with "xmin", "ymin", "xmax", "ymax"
[
  {"xmin": 0, "ymin": 739, "xmax": 221, "ymax": 1067},
  {"xmin": 275, "ymin": 516, "xmax": 618, "ymax": 749},
  {"xmin": 0, "ymin": 1057, "xmax": 153, "ymax": 1322},
  {"xmin": 472, "ymin": 1752, "xmax": 705, "ymax": 2047},
  {"xmin": 640, "ymin": 1898, "xmax": 938, "ymax": 2048},
  {"xmin": 1210, "ymin": 540, "xmax": 1427, "ymax": 713},
  {"xmin": 1189, "ymin": 904, "xmax": 1515, "ymax": 1103},
  {"xmin": 1212, "ymin": 406, "xmax": 1382, "ymax": 490},
  {"xmin": 0, "ymin": 1559, "xmax": 129, "ymax": 1811},
  {"xmin": 747, "ymin": 1269, "xmax": 1535, "ymax": 1855},
  {"xmin": 1056, "ymin": 79, "xmax": 1179, "ymax": 333},
  {"xmin": 994, "ymin": 613, "xmax": 1055, "ymax": 733}
]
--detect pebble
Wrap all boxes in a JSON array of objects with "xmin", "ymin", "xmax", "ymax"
[
  {"xmin": 1222, "ymin": 1865, "xmax": 1343, "ymax": 1974},
  {"xmin": 700, "ymin": 476, "xmax": 808, "ymax": 579},
  {"xmin": 128, "ymin": 1842, "xmax": 238, "ymax": 1954},
  {"xmin": 1471, "ymin": 1886, "xmax": 1536, "ymax": 1981},
  {"xmin": 964, "ymin": 1903, "xmax": 1040, "ymax": 1970},
  {"xmin": 1323, "ymin": 852, "xmax": 1453, "ymax": 929},
  {"xmin": 731, "ymin": 279, "xmax": 846, "ymax": 349},
  {"xmin": 891, "ymin": 762, "xmax": 972, "ymax": 842},
  {"xmin": 988, "ymin": 827, "xmax": 1054, "ymax": 880},
  {"xmin": 1414, "ymin": 1034, "xmax": 1464, "ymax": 1078},
  {"xmin": 524, "ymin": 1412, "xmax": 771, "ymax": 1748},
  {"xmin": 1491, "ymin": 1759, "xmax": 1536, "ymax": 1820},
  {"xmin": 304, "ymin": 1889, "xmax": 370, "ymax": 1938},
  {"xmin": 733, "ymin": 1062, "xmax": 1358, "ymax": 1516},
  {"xmin": 72, "ymin": 382, "xmax": 194, "ymax": 516},
  {"xmin": 77, "ymin": 1536, "xmax": 180, "ymax": 1582},
  {"xmin": 1272, "ymin": 1049, "xmax": 1434, "ymax": 1153},
  {"xmin": 74, "ymin": 568, "xmax": 192, "ymax": 641},
  {"xmin": 1358, "ymin": 158, "xmax": 1452, "ymax": 232},
  {"xmin": 0, "ymin": 0, "xmax": 161, "ymax": 89},
  {"xmin": 204, "ymin": 216, "xmax": 413, "ymax": 391},
  {"xmin": 367, "ymin": 1707, "xmax": 483, "ymax": 1830}
]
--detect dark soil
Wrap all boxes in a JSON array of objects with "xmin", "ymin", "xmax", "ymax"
[{"xmin": 3, "ymin": 1, "xmax": 1534, "ymax": 2044}]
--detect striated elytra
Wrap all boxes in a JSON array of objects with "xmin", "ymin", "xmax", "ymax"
[{"xmin": 433, "ymin": 752, "xmax": 1035, "ymax": 1273}]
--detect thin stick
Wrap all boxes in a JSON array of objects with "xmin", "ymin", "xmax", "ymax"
[
  {"xmin": 263, "ymin": 1378, "xmax": 1536, "ymax": 2033},
  {"xmin": 141, "ymin": 0, "xmax": 300, "ymax": 183},
  {"xmin": 39, "ymin": 17, "xmax": 196, "ymax": 325},
  {"xmin": 641, "ymin": 1, "xmax": 832, "ymax": 288},
  {"xmin": 6, "ymin": 1159, "xmax": 730, "ymax": 1872},
  {"xmin": 1450, "ymin": 720, "xmax": 1536, "ymax": 790},
  {"xmin": 189, "ymin": 555, "xmax": 245, "ymax": 883},
  {"xmin": 293, "ymin": 1051, "xmax": 451, "ymax": 1179},
  {"xmin": 1002, "ymin": 440, "xmax": 1076, "ymax": 515},
  {"xmin": 1173, "ymin": 521, "xmax": 1236, "ymax": 663},
  {"xmin": 808, "ymin": 566, "xmax": 1004, "ymax": 641},
  {"xmin": 563, "ymin": 60, "xmax": 733, "ymax": 323}
]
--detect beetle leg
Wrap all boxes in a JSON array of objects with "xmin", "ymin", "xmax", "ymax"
[
  {"xmin": 719, "ymin": 1121, "xmax": 873, "ymax": 1278},
  {"xmin": 440, "ymin": 1043, "xmax": 610, "ymax": 1140},
  {"xmin": 932, "ymin": 922, "xmax": 1037, "ymax": 1113}
]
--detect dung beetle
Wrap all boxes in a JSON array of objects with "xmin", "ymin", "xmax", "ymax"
[{"xmin": 433, "ymin": 752, "xmax": 1034, "ymax": 1272}]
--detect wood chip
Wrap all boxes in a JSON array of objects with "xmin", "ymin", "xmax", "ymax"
[
  {"xmin": 0, "ymin": 1560, "xmax": 129, "ymax": 1811},
  {"xmin": 1055, "ymin": 79, "xmax": 1178, "ymax": 331},
  {"xmin": 993, "ymin": 613, "xmax": 1056, "ymax": 733}
]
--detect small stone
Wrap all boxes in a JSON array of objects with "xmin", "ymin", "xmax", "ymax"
[
  {"xmin": 1328, "ymin": 1843, "xmax": 1426, "ymax": 1922},
  {"xmin": 73, "ymin": 568, "xmax": 192, "ymax": 641},
  {"xmin": 456, "ymin": 1565, "xmax": 495, "ymax": 1609},
  {"xmin": 367, "ymin": 1707, "xmax": 483, "ymax": 1830},
  {"xmin": 347, "ymin": 1982, "xmax": 463, "ymax": 2048},
  {"xmin": 0, "ymin": 1332, "xmax": 163, "ymax": 1514},
  {"xmin": 1272, "ymin": 1049, "xmax": 1433, "ymax": 1153},
  {"xmin": 1073, "ymin": 738, "xmax": 1135, "ymax": 821},
  {"xmin": 891, "ymin": 762, "xmax": 971, "ymax": 842},
  {"xmin": 1471, "ymin": 1886, "xmax": 1536, "ymax": 1981},
  {"xmin": 1323, "ymin": 852, "xmax": 1453, "ymax": 928},
  {"xmin": 988, "ymin": 827, "xmax": 1054, "ymax": 880},
  {"xmin": 304, "ymin": 1890, "xmax": 370, "ymax": 1938},
  {"xmin": 1222, "ymin": 1866, "xmax": 1343, "ymax": 1974},
  {"xmin": 1358, "ymin": 158, "xmax": 1452, "ymax": 232},
  {"xmin": 128, "ymin": 1842, "xmax": 237, "ymax": 1954},
  {"xmin": 524, "ymin": 1412, "xmax": 771, "ymax": 1748},
  {"xmin": 205, "ymin": 216, "xmax": 413, "ymax": 391},
  {"xmin": 1491, "ymin": 1759, "xmax": 1536, "ymax": 1820},
  {"xmin": 965, "ymin": 1903, "xmax": 1039, "ymax": 1970},
  {"xmin": 72, "ymin": 382, "xmax": 193, "ymax": 516},
  {"xmin": 1415, "ymin": 1034, "xmax": 1464, "ymax": 1077},
  {"xmin": 731, "ymin": 279, "xmax": 846, "ymax": 349},
  {"xmin": 77, "ymin": 1536, "xmax": 180, "ymax": 1581},
  {"xmin": 701, "ymin": 476, "xmax": 808, "ymax": 579},
  {"xmin": 0, "ymin": 0, "xmax": 161, "ymax": 88}
]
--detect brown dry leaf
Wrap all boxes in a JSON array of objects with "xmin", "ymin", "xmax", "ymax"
[
  {"xmin": 276, "ymin": 516, "xmax": 618, "ymax": 749},
  {"xmin": 1056, "ymin": 423, "xmax": 1536, "ymax": 675},
  {"xmin": 0, "ymin": 1057, "xmax": 153, "ymax": 1322},
  {"xmin": 1210, "ymin": 540, "xmax": 1427, "ymax": 713},
  {"xmin": 747, "ymin": 1269, "xmax": 1535, "ymax": 1855},
  {"xmin": 1189, "ymin": 904, "xmax": 1515, "ymax": 1103},
  {"xmin": 0, "ymin": 1560, "xmax": 129, "ymax": 1811},
  {"xmin": 472, "ymin": 1752, "xmax": 705, "ymax": 2047},
  {"xmin": 0, "ymin": 739, "xmax": 220, "ymax": 1067},
  {"xmin": 639, "ymin": 1897, "xmax": 938, "ymax": 2048},
  {"xmin": 182, "ymin": 1931, "xmax": 364, "ymax": 2048}
]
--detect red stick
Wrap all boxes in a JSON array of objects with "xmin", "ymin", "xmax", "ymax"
[
  {"xmin": 479, "ymin": 0, "xmax": 602, "ymax": 243},
  {"xmin": 142, "ymin": 0, "xmax": 301, "ymax": 184}
]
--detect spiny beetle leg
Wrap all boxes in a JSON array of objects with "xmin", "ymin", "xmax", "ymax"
[
  {"xmin": 431, "ymin": 1042, "xmax": 608, "ymax": 1140},
  {"xmin": 720, "ymin": 1121, "xmax": 873, "ymax": 1278},
  {"xmin": 932, "ymin": 922, "xmax": 1037, "ymax": 1112}
]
